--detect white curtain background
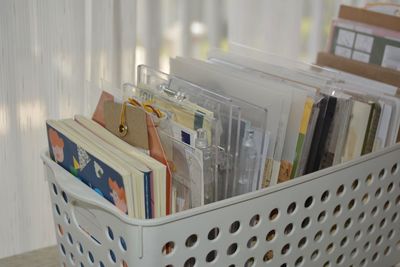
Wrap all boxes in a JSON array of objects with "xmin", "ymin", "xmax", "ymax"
[
  {"xmin": 0, "ymin": 0, "xmax": 136, "ymax": 258},
  {"xmin": 0, "ymin": 0, "xmax": 399, "ymax": 258}
]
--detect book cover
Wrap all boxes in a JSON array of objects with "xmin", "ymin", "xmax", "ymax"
[
  {"xmin": 341, "ymin": 101, "xmax": 372, "ymax": 162},
  {"xmin": 47, "ymin": 123, "xmax": 130, "ymax": 215}
]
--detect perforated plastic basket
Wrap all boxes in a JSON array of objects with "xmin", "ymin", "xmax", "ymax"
[{"xmin": 42, "ymin": 143, "xmax": 400, "ymax": 267}]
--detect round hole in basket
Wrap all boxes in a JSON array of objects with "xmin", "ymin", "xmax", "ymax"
[
  {"xmin": 67, "ymin": 232, "xmax": 73, "ymax": 245},
  {"xmin": 358, "ymin": 212, "xmax": 366, "ymax": 223},
  {"xmin": 350, "ymin": 248, "xmax": 358, "ymax": 258},
  {"xmin": 52, "ymin": 183, "xmax": 58, "ymax": 195},
  {"xmin": 384, "ymin": 246, "xmax": 391, "ymax": 256},
  {"xmin": 62, "ymin": 191, "xmax": 68, "ymax": 203},
  {"xmin": 317, "ymin": 211, "xmax": 327, "ymax": 223},
  {"xmin": 263, "ymin": 250, "xmax": 273, "ymax": 262},
  {"xmin": 205, "ymin": 250, "xmax": 217, "ymax": 263},
  {"xmin": 326, "ymin": 243, "xmax": 334, "ymax": 254},
  {"xmin": 249, "ymin": 214, "xmax": 260, "ymax": 227},
  {"xmin": 280, "ymin": 264, "xmax": 287, "ymax": 267},
  {"xmin": 266, "ymin": 230, "xmax": 276, "ymax": 242},
  {"xmin": 387, "ymin": 182, "xmax": 394, "ymax": 193},
  {"xmin": 69, "ymin": 253, "xmax": 75, "ymax": 265},
  {"xmin": 344, "ymin": 218, "xmax": 352, "ymax": 229},
  {"xmin": 333, "ymin": 205, "xmax": 341, "ymax": 217},
  {"xmin": 321, "ymin": 190, "xmax": 330, "ymax": 203},
  {"xmin": 227, "ymin": 243, "xmax": 238, "ymax": 256},
  {"xmin": 375, "ymin": 187, "xmax": 382, "ymax": 198},
  {"xmin": 304, "ymin": 196, "xmax": 314, "ymax": 208},
  {"xmin": 371, "ymin": 206, "xmax": 379, "ymax": 217},
  {"xmin": 323, "ymin": 261, "xmax": 330, "ymax": 267},
  {"xmin": 376, "ymin": 235, "xmax": 383, "ymax": 245},
  {"xmin": 244, "ymin": 257, "xmax": 255, "ymax": 267},
  {"xmin": 365, "ymin": 174, "xmax": 373, "ymax": 186},
  {"xmin": 298, "ymin": 237, "xmax": 307, "ymax": 249},
  {"xmin": 360, "ymin": 258, "xmax": 367, "ymax": 266},
  {"xmin": 207, "ymin": 227, "xmax": 220, "ymax": 241},
  {"xmin": 380, "ymin": 218, "xmax": 387, "ymax": 228},
  {"xmin": 247, "ymin": 236, "xmax": 258, "ymax": 249},
  {"xmin": 372, "ymin": 252, "xmax": 379, "ymax": 262},
  {"xmin": 121, "ymin": 260, "xmax": 128, "ymax": 267},
  {"xmin": 391, "ymin": 163, "xmax": 398, "ymax": 174},
  {"xmin": 388, "ymin": 229, "xmax": 395, "ymax": 239},
  {"xmin": 287, "ymin": 202, "xmax": 297, "ymax": 214},
  {"xmin": 347, "ymin": 199, "xmax": 356, "ymax": 210},
  {"xmin": 329, "ymin": 224, "xmax": 338, "ymax": 236},
  {"xmin": 314, "ymin": 231, "xmax": 323, "ymax": 242},
  {"xmin": 383, "ymin": 200, "xmax": 390, "ymax": 211},
  {"xmin": 354, "ymin": 230, "xmax": 362, "ymax": 241},
  {"xmin": 99, "ymin": 261, "xmax": 105, "ymax": 267},
  {"xmin": 336, "ymin": 254, "xmax": 344, "ymax": 265},
  {"xmin": 367, "ymin": 224, "xmax": 375, "ymax": 234},
  {"xmin": 378, "ymin": 168, "xmax": 386, "ymax": 179},
  {"xmin": 77, "ymin": 243, "xmax": 83, "ymax": 254},
  {"xmin": 301, "ymin": 217, "xmax": 311, "ymax": 229},
  {"xmin": 310, "ymin": 249, "xmax": 319, "ymax": 261},
  {"xmin": 284, "ymin": 223, "xmax": 294, "ymax": 235},
  {"xmin": 396, "ymin": 195, "xmax": 400, "ymax": 206},
  {"xmin": 294, "ymin": 256, "xmax": 303, "ymax": 267},
  {"xmin": 336, "ymin": 184, "xmax": 345, "ymax": 196},
  {"xmin": 120, "ymin": 237, "xmax": 127, "ymax": 251},
  {"xmin": 364, "ymin": 241, "xmax": 371, "ymax": 252},
  {"xmin": 362, "ymin": 193, "xmax": 369, "ymax": 205},
  {"xmin": 392, "ymin": 212, "xmax": 399, "ymax": 223},
  {"xmin": 340, "ymin": 236, "xmax": 348, "ymax": 247},
  {"xmin": 109, "ymin": 249, "xmax": 116, "ymax": 263},
  {"xmin": 183, "ymin": 257, "xmax": 196, "ymax": 267},
  {"xmin": 88, "ymin": 251, "xmax": 94, "ymax": 263},
  {"xmin": 64, "ymin": 213, "xmax": 71, "ymax": 225},
  {"xmin": 57, "ymin": 224, "xmax": 64, "ymax": 236},
  {"xmin": 351, "ymin": 179, "xmax": 359, "ymax": 191},
  {"xmin": 162, "ymin": 241, "xmax": 175, "ymax": 256},
  {"xmin": 229, "ymin": 221, "xmax": 241, "ymax": 234},
  {"xmin": 60, "ymin": 243, "xmax": 66, "ymax": 255},
  {"xmin": 185, "ymin": 234, "xmax": 198, "ymax": 248},
  {"xmin": 55, "ymin": 204, "xmax": 61, "ymax": 216},
  {"xmin": 107, "ymin": 226, "xmax": 114, "ymax": 240},
  {"xmin": 269, "ymin": 208, "xmax": 279, "ymax": 221},
  {"xmin": 281, "ymin": 243, "xmax": 290, "ymax": 255}
]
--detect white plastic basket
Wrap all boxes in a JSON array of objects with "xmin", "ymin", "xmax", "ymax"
[{"xmin": 42, "ymin": 143, "xmax": 400, "ymax": 267}]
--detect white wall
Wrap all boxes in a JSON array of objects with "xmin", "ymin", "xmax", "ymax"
[{"xmin": 0, "ymin": 0, "xmax": 136, "ymax": 258}]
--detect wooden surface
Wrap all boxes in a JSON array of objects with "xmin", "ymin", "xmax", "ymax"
[{"xmin": 0, "ymin": 246, "xmax": 58, "ymax": 267}]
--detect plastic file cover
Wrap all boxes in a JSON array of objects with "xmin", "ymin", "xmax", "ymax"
[
  {"xmin": 131, "ymin": 67, "xmax": 241, "ymax": 202},
  {"xmin": 133, "ymin": 66, "xmax": 241, "ymax": 202},
  {"xmin": 207, "ymin": 49, "xmax": 324, "ymax": 184},
  {"xmin": 156, "ymin": 128, "xmax": 204, "ymax": 212},
  {"xmin": 228, "ymin": 43, "xmax": 339, "ymax": 89},
  {"xmin": 169, "ymin": 59, "xmax": 270, "ymax": 198}
]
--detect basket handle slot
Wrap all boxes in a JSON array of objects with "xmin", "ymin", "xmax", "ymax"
[{"xmin": 73, "ymin": 206, "xmax": 103, "ymax": 245}]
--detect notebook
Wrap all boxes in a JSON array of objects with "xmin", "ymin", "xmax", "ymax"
[{"xmin": 74, "ymin": 115, "xmax": 168, "ymax": 217}]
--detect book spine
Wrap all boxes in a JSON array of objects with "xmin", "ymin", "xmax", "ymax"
[
  {"xmin": 313, "ymin": 96, "xmax": 337, "ymax": 172},
  {"xmin": 291, "ymin": 98, "xmax": 314, "ymax": 179},
  {"xmin": 362, "ymin": 103, "xmax": 381, "ymax": 155},
  {"xmin": 144, "ymin": 171, "xmax": 153, "ymax": 219},
  {"xmin": 305, "ymin": 97, "xmax": 328, "ymax": 175}
]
